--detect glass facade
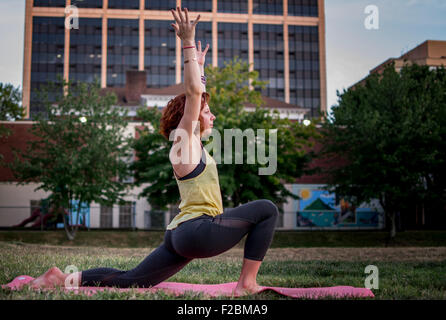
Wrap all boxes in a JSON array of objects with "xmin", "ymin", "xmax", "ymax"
[
  {"xmin": 33, "ymin": 0, "xmax": 66, "ymax": 7},
  {"xmin": 288, "ymin": 0, "xmax": 319, "ymax": 17},
  {"xmin": 253, "ymin": 0, "xmax": 283, "ymax": 15},
  {"xmin": 30, "ymin": 17, "xmax": 65, "ymax": 118},
  {"xmin": 218, "ymin": 23, "xmax": 248, "ymax": 67},
  {"xmin": 28, "ymin": 0, "xmax": 324, "ymax": 118},
  {"xmin": 145, "ymin": 0, "xmax": 177, "ymax": 11},
  {"xmin": 108, "ymin": 0, "xmax": 140, "ymax": 10},
  {"xmin": 71, "ymin": 0, "xmax": 103, "ymax": 8},
  {"xmin": 180, "ymin": 0, "xmax": 213, "ymax": 12},
  {"xmin": 288, "ymin": 25, "xmax": 320, "ymax": 116},
  {"xmin": 195, "ymin": 21, "xmax": 212, "ymax": 67},
  {"xmin": 218, "ymin": 0, "xmax": 248, "ymax": 13},
  {"xmin": 107, "ymin": 19, "xmax": 139, "ymax": 87},
  {"xmin": 69, "ymin": 18, "xmax": 102, "ymax": 84},
  {"xmin": 253, "ymin": 24, "xmax": 284, "ymax": 101},
  {"xmin": 144, "ymin": 20, "xmax": 176, "ymax": 88}
]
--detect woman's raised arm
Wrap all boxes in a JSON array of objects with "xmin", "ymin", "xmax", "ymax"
[{"xmin": 171, "ymin": 7, "xmax": 203, "ymax": 139}]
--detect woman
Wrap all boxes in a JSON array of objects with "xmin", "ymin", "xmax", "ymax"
[{"xmin": 30, "ymin": 7, "xmax": 278, "ymax": 297}]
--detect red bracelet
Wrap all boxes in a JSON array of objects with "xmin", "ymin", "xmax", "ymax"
[{"xmin": 183, "ymin": 46, "xmax": 196, "ymax": 49}]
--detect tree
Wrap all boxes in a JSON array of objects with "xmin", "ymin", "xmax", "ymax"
[
  {"xmin": 318, "ymin": 62, "xmax": 446, "ymax": 240},
  {"xmin": 0, "ymin": 83, "xmax": 25, "ymax": 162},
  {"xmin": 8, "ymin": 78, "xmax": 133, "ymax": 240},
  {"xmin": 132, "ymin": 57, "xmax": 319, "ymax": 212}
]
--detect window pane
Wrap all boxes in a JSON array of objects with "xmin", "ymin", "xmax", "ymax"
[
  {"xmin": 30, "ymin": 17, "xmax": 65, "ymax": 119},
  {"xmin": 218, "ymin": 0, "xmax": 248, "ymax": 13}
]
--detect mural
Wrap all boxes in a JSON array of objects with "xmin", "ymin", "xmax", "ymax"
[
  {"xmin": 294, "ymin": 185, "xmax": 383, "ymax": 229},
  {"xmin": 56, "ymin": 200, "xmax": 90, "ymax": 228}
]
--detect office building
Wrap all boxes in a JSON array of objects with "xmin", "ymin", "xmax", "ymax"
[
  {"xmin": 23, "ymin": 0, "xmax": 327, "ymax": 119},
  {"xmin": 353, "ymin": 40, "xmax": 446, "ymax": 88}
]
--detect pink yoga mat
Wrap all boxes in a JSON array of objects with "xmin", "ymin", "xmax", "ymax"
[{"xmin": 2, "ymin": 275, "xmax": 375, "ymax": 299}]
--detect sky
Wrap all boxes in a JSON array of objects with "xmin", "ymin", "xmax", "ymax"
[{"xmin": 0, "ymin": 0, "xmax": 445, "ymax": 115}]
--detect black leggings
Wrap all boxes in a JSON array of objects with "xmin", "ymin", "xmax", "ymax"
[{"xmin": 80, "ymin": 199, "xmax": 278, "ymax": 288}]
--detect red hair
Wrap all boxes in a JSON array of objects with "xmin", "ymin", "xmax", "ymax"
[{"xmin": 160, "ymin": 92, "xmax": 210, "ymax": 140}]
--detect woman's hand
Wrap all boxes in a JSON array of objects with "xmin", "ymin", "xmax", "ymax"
[
  {"xmin": 196, "ymin": 40, "xmax": 210, "ymax": 66},
  {"xmin": 170, "ymin": 6, "xmax": 201, "ymax": 43}
]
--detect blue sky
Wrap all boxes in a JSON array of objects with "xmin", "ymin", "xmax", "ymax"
[
  {"xmin": 325, "ymin": 0, "xmax": 446, "ymax": 113},
  {"xmin": 1, "ymin": 0, "xmax": 445, "ymax": 115}
]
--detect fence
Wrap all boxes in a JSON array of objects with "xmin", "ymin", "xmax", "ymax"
[{"xmin": 0, "ymin": 205, "xmax": 385, "ymax": 231}]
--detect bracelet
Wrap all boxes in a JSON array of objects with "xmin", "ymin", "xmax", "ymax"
[{"xmin": 183, "ymin": 46, "xmax": 195, "ymax": 49}]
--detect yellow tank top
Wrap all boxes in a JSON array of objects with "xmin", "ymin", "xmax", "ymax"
[{"xmin": 166, "ymin": 146, "xmax": 224, "ymax": 230}]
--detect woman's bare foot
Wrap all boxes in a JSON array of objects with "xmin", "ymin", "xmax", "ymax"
[
  {"xmin": 232, "ymin": 281, "xmax": 263, "ymax": 297},
  {"xmin": 30, "ymin": 267, "xmax": 65, "ymax": 289}
]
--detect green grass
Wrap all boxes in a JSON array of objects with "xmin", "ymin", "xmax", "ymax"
[
  {"xmin": 1, "ymin": 230, "xmax": 446, "ymax": 248},
  {"xmin": 0, "ymin": 241, "xmax": 445, "ymax": 300}
]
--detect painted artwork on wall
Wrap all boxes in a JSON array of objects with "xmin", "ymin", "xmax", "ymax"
[
  {"xmin": 67, "ymin": 200, "xmax": 90, "ymax": 228},
  {"xmin": 293, "ymin": 185, "xmax": 384, "ymax": 229}
]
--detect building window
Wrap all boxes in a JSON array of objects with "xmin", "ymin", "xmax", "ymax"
[
  {"xmin": 253, "ymin": 24, "xmax": 285, "ymax": 101},
  {"xmin": 33, "ymin": 0, "xmax": 66, "ymax": 7},
  {"xmin": 145, "ymin": 0, "xmax": 177, "ymax": 11},
  {"xmin": 119, "ymin": 154, "xmax": 135, "ymax": 184},
  {"xmin": 107, "ymin": 19, "xmax": 139, "ymax": 87},
  {"xmin": 145, "ymin": 209, "xmax": 165, "ymax": 229},
  {"xmin": 218, "ymin": 0, "xmax": 248, "ymax": 13},
  {"xmin": 217, "ymin": 23, "xmax": 249, "ymax": 67},
  {"xmin": 288, "ymin": 25, "xmax": 320, "ymax": 116},
  {"xmin": 252, "ymin": 0, "xmax": 283, "ymax": 15},
  {"xmin": 30, "ymin": 17, "xmax": 65, "ymax": 119},
  {"xmin": 196, "ymin": 21, "xmax": 213, "ymax": 64},
  {"xmin": 108, "ymin": 0, "xmax": 139, "ymax": 9},
  {"xmin": 100, "ymin": 205, "xmax": 113, "ymax": 228},
  {"xmin": 288, "ymin": 0, "xmax": 319, "ymax": 17},
  {"xmin": 276, "ymin": 203, "xmax": 284, "ymax": 228},
  {"xmin": 144, "ymin": 20, "xmax": 176, "ymax": 88},
  {"xmin": 69, "ymin": 18, "xmax": 102, "ymax": 84},
  {"xmin": 71, "ymin": 0, "xmax": 103, "ymax": 8},
  {"xmin": 119, "ymin": 201, "xmax": 134, "ymax": 228},
  {"xmin": 179, "ymin": 0, "xmax": 212, "ymax": 12}
]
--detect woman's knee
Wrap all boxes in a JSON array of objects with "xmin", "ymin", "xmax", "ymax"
[{"xmin": 257, "ymin": 199, "xmax": 279, "ymax": 218}]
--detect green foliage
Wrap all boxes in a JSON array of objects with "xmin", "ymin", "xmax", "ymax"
[
  {"xmin": 131, "ymin": 106, "xmax": 177, "ymax": 210},
  {"xmin": 8, "ymin": 77, "xmax": 133, "ymax": 239},
  {"xmin": 0, "ymin": 83, "xmax": 25, "ymax": 161},
  {"xmin": 0, "ymin": 82, "xmax": 24, "ymax": 122},
  {"xmin": 319, "ymin": 62, "xmax": 446, "ymax": 235},
  {"xmin": 132, "ymin": 57, "xmax": 319, "ymax": 210}
]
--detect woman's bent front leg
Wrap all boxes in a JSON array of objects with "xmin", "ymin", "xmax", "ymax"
[{"xmin": 80, "ymin": 234, "xmax": 192, "ymax": 288}]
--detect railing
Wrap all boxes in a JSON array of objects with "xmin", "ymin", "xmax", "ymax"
[{"xmin": 0, "ymin": 206, "xmax": 385, "ymax": 231}]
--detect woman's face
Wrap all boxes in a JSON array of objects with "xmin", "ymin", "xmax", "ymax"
[{"xmin": 200, "ymin": 103, "xmax": 216, "ymax": 137}]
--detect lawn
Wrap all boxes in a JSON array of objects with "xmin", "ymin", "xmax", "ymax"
[
  {"xmin": 1, "ymin": 238, "xmax": 445, "ymax": 300},
  {"xmin": 1, "ymin": 230, "xmax": 446, "ymax": 248}
]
